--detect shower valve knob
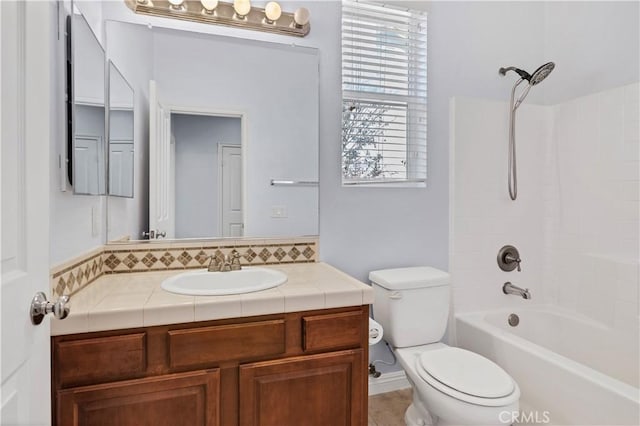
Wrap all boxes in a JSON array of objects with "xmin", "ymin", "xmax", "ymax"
[{"xmin": 498, "ymin": 245, "xmax": 522, "ymax": 272}]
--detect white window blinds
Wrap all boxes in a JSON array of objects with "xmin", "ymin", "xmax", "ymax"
[{"xmin": 342, "ymin": 0, "xmax": 427, "ymax": 185}]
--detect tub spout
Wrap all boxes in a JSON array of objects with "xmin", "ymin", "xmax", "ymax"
[{"xmin": 503, "ymin": 282, "xmax": 531, "ymax": 300}]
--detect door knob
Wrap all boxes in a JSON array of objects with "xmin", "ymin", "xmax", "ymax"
[
  {"xmin": 155, "ymin": 230, "xmax": 166, "ymax": 239},
  {"xmin": 30, "ymin": 292, "xmax": 70, "ymax": 325}
]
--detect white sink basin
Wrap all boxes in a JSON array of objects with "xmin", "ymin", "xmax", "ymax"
[{"xmin": 161, "ymin": 267, "xmax": 288, "ymax": 296}]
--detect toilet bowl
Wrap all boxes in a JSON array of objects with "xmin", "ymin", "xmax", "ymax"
[
  {"xmin": 395, "ymin": 344, "xmax": 519, "ymax": 426},
  {"xmin": 369, "ymin": 267, "xmax": 520, "ymax": 426}
]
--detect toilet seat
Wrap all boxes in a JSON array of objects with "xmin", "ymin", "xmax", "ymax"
[{"xmin": 415, "ymin": 347, "xmax": 519, "ymax": 407}]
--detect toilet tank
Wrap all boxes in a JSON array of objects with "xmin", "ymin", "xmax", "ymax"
[{"xmin": 370, "ymin": 267, "xmax": 450, "ymax": 348}]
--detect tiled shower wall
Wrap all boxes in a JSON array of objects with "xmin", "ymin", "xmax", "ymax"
[
  {"xmin": 450, "ymin": 82, "xmax": 639, "ymax": 331},
  {"xmin": 544, "ymin": 83, "xmax": 639, "ymax": 329},
  {"xmin": 449, "ymin": 98, "xmax": 550, "ymax": 315}
]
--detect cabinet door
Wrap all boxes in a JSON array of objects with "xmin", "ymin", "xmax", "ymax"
[
  {"xmin": 239, "ymin": 349, "xmax": 365, "ymax": 426},
  {"xmin": 57, "ymin": 370, "xmax": 219, "ymax": 426}
]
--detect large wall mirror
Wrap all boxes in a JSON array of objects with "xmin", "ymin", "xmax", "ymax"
[
  {"xmin": 105, "ymin": 22, "xmax": 319, "ymax": 242},
  {"xmin": 69, "ymin": 10, "xmax": 106, "ymax": 195}
]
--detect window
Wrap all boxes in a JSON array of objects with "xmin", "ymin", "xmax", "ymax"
[{"xmin": 341, "ymin": 0, "xmax": 427, "ymax": 186}]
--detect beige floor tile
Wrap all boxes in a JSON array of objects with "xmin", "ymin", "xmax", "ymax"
[{"xmin": 368, "ymin": 388, "xmax": 412, "ymax": 426}]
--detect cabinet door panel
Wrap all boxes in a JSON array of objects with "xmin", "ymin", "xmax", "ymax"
[
  {"xmin": 57, "ymin": 370, "xmax": 219, "ymax": 426},
  {"xmin": 239, "ymin": 349, "xmax": 364, "ymax": 426}
]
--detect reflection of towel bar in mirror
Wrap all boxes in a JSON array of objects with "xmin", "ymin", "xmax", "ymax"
[{"xmin": 270, "ymin": 180, "xmax": 318, "ymax": 187}]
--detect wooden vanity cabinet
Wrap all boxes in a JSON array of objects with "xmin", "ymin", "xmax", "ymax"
[{"xmin": 52, "ymin": 306, "xmax": 369, "ymax": 426}]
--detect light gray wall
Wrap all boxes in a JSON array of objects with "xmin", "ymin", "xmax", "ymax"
[
  {"xmin": 172, "ymin": 114, "xmax": 241, "ymax": 238},
  {"xmin": 542, "ymin": 1, "xmax": 639, "ymax": 105}
]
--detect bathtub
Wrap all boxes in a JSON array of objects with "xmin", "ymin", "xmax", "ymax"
[{"xmin": 456, "ymin": 306, "xmax": 639, "ymax": 425}]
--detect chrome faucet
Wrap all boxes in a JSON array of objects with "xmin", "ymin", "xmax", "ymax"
[
  {"xmin": 502, "ymin": 282, "xmax": 531, "ymax": 300},
  {"xmin": 207, "ymin": 250, "xmax": 242, "ymax": 272}
]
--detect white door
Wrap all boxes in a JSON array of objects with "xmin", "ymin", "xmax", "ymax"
[
  {"xmin": 1, "ymin": 2, "xmax": 53, "ymax": 424},
  {"xmin": 219, "ymin": 145, "xmax": 243, "ymax": 237},
  {"xmin": 148, "ymin": 81, "xmax": 174, "ymax": 238}
]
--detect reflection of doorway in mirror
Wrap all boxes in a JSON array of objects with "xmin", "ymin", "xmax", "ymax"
[
  {"xmin": 74, "ymin": 135, "xmax": 105, "ymax": 195},
  {"xmin": 108, "ymin": 140, "xmax": 134, "ymax": 197},
  {"xmin": 171, "ymin": 113, "xmax": 244, "ymax": 239},
  {"xmin": 219, "ymin": 145, "xmax": 244, "ymax": 237}
]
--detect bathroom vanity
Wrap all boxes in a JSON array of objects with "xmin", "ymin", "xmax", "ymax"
[{"xmin": 50, "ymin": 262, "xmax": 372, "ymax": 426}]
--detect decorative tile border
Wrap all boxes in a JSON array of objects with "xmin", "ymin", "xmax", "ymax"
[
  {"xmin": 50, "ymin": 248, "xmax": 106, "ymax": 298},
  {"xmin": 51, "ymin": 238, "xmax": 318, "ymax": 298}
]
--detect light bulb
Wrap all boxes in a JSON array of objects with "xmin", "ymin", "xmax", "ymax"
[
  {"xmin": 168, "ymin": 0, "xmax": 184, "ymax": 8},
  {"xmin": 264, "ymin": 2, "xmax": 282, "ymax": 22},
  {"xmin": 293, "ymin": 7, "xmax": 310, "ymax": 26},
  {"xmin": 233, "ymin": 0, "xmax": 251, "ymax": 17},
  {"xmin": 200, "ymin": 0, "xmax": 218, "ymax": 13}
]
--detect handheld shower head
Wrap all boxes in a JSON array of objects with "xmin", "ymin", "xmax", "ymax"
[
  {"xmin": 529, "ymin": 62, "xmax": 555, "ymax": 85},
  {"xmin": 500, "ymin": 62, "xmax": 556, "ymax": 109},
  {"xmin": 499, "ymin": 62, "xmax": 555, "ymax": 86},
  {"xmin": 500, "ymin": 61, "xmax": 556, "ymax": 201}
]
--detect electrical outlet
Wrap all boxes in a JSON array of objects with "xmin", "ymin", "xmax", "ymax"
[{"xmin": 271, "ymin": 206, "xmax": 288, "ymax": 218}]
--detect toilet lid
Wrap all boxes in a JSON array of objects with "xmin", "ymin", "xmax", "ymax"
[{"xmin": 418, "ymin": 347, "xmax": 515, "ymax": 399}]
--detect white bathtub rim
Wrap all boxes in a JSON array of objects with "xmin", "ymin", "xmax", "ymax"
[
  {"xmin": 455, "ymin": 307, "xmax": 640, "ymax": 405},
  {"xmin": 457, "ymin": 303, "xmax": 634, "ymax": 332}
]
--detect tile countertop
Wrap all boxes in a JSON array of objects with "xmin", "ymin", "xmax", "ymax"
[{"xmin": 51, "ymin": 262, "xmax": 374, "ymax": 336}]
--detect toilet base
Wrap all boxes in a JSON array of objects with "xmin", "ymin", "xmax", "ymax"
[{"xmin": 404, "ymin": 394, "xmax": 435, "ymax": 426}]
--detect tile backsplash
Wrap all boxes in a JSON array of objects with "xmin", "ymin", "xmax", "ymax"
[{"xmin": 51, "ymin": 238, "xmax": 318, "ymax": 298}]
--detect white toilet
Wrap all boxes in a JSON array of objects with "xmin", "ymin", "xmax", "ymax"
[{"xmin": 370, "ymin": 267, "xmax": 520, "ymax": 426}]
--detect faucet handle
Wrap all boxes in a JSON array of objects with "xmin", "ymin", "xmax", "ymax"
[{"xmin": 506, "ymin": 254, "xmax": 521, "ymax": 272}]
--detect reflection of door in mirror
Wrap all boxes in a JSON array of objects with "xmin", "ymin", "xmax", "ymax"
[
  {"xmin": 108, "ymin": 141, "xmax": 134, "ymax": 196},
  {"xmin": 220, "ymin": 145, "xmax": 243, "ymax": 237},
  {"xmin": 149, "ymin": 81, "xmax": 174, "ymax": 239},
  {"xmin": 170, "ymin": 113, "xmax": 243, "ymax": 239},
  {"xmin": 74, "ymin": 133, "xmax": 105, "ymax": 195}
]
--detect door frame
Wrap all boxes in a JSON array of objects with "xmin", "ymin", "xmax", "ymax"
[{"xmin": 168, "ymin": 106, "xmax": 247, "ymax": 236}]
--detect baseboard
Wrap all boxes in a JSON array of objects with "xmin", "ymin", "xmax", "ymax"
[{"xmin": 368, "ymin": 370, "xmax": 411, "ymax": 396}]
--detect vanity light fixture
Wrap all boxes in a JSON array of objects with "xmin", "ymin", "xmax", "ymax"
[
  {"xmin": 293, "ymin": 7, "xmax": 310, "ymax": 28},
  {"xmin": 233, "ymin": 0, "xmax": 251, "ymax": 19},
  {"xmin": 264, "ymin": 1, "xmax": 282, "ymax": 24},
  {"xmin": 200, "ymin": 0, "xmax": 218, "ymax": 14},
  {"xmin": 124, "ymin": 0, "xmax": 310, "ymax": 37},
  {"xmin": 167, "ymin": 0, "xmax": 185, "ymax": 10}
]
